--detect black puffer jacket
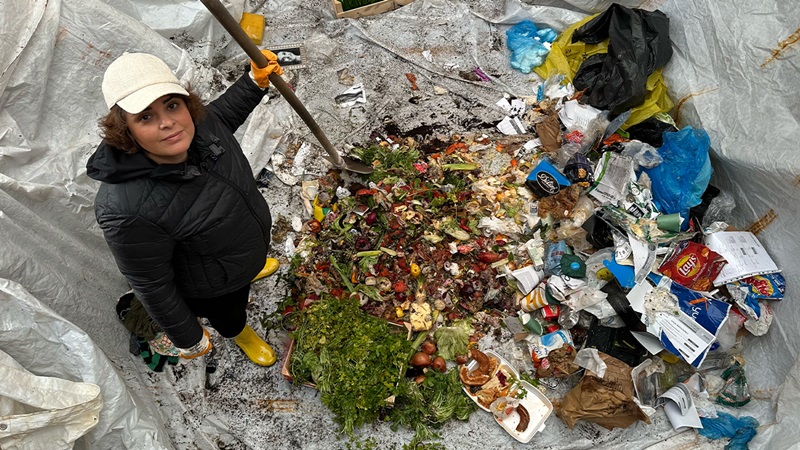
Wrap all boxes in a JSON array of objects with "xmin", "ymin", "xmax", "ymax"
[{"xmin": 86, "ymin": 74, "xmax": 271, "ymax": 348}]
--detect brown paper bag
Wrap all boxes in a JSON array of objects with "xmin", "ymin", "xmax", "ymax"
[
  {"xmin": 536, "ymin": 114, "xmax": 563, "ymax": 153},
  {"xmin": 556, "ymin": 352, "xmax": 650, "ymax": 430}
]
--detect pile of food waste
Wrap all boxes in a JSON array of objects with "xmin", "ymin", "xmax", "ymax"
[
  {"xmin": 285, "ymin": 135, "xmax": 544, "ymax": 331},
  {"xmin": 270, "ymin": 131, "xmax": 568, "ymax": 445},
  {"xmin": 267, "ymin": 9, "xmax": 783, "ymax": 449}
]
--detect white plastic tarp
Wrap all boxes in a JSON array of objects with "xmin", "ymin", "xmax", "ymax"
[
  {"xmin": 0, "ymin": 345, "xmax": 102, "ymax": 450},
  {"xmin": 1, "ymin": 0, "xmax": 799, "ymax": 448}
]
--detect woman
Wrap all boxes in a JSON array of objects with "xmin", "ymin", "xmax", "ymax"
[
  {"xmin": 276, "ymin": 50, "xmax": 300, "ymax": 65},
  {"xmin": 87, "ymin": 51, "xmax": 282, "ymax": 366}
]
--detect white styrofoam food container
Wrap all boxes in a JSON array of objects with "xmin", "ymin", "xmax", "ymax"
[
  {"xmin": 462, "ymin": 350, "xmax": 520, "ymax": 412},
  {"xmin": 461, "ymin": 350, "xmax": 553, "ymax": 442},
  {"xmin": 494, "ymin": 380, "xmax": 553, "ymax": 443}
]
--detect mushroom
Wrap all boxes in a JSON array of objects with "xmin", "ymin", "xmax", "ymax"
[{"xmin": 377, "ymin": 277, "xmax": 392, "ymax": 292}]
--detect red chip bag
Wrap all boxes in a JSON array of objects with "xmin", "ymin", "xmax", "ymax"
[{"xmin": 659, "ymin": 240, "xmax": 727, "ymax": 291}]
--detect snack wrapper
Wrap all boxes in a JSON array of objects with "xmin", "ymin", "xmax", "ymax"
[
  {"xmin": 525, "ymin": 160, "xmax": 571, "ymax": 199},
  {"xmin": 659, "ymin": 241, "xmax": 727, "ymax": 291},
  {"xmin": 727, "ymin": 273, "xmax": 785, "ymax": 319},
  {"xmin": 527, "ymin": 329, "xmax": 573, "ymax": 362},
  {"xmin": 564, "ymin": 152, "xmax": 594, "ymax": 187},
  {"xmin": 545, "ymin": 241, "xmax": 568, "ymax": 275},
  {"xmin": 647, "ymin": 273, "xmax": 731, "ymax": 368}
]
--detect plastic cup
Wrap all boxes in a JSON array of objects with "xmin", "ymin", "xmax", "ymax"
[
  {"xmin": 520, "ymin": 313, "xmax": 544, "ymax": 335},
  {"xmin": 656, "ymin": 213, "xmax": 683, "ymax": 232},
  {"xmin": 521, "ymin": 286, "xmax": 548, "ymax": 312}
]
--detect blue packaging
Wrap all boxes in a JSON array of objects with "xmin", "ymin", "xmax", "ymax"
[
  {"xmin": 727, "ymin": 272, "xmax": 785, "ymax": 320},
  {"xmin": 647, "ymin": 273, "xmax": 731, "ymax": 368},
  {"xmin": 506, "ymin": 20, "xmax": 558, "ymax": 73},
  {"xmin": 545, "ymin": 240, "xmax": 568, "ymax": 275},
  {"xmin": 525, "ymin": 159, "xmax": 571, "ymax": 199}
]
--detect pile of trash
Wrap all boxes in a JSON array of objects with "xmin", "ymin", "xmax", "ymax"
[{"xmin": 273, "ymin": 5, "xmax": 782, "ymax": 448}]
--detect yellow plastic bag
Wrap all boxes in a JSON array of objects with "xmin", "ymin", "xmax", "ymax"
[
  {"xmin": 534, "ymin": 16, "xmax": 606, "ymax": 84},
  {"xmin": 534, "ymin": 16, "xmax": 674, "ymax": 129}
]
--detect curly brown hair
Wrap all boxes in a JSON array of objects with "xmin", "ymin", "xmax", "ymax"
[{"xmin": 98, "ymin": 86, "xmax": 205, "ymax": 154}]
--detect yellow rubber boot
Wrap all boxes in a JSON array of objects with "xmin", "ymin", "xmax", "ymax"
[
  {"xmin": 233, "ymin": 325, "xmax": 277, "ymax": 366},
  {"xmin": 252, "ymin": 258, "xmax": 280, "ymax": 282}
]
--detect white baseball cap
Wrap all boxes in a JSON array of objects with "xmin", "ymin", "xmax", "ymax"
[{"xmin": 102, "ymin": 52, "xmax": 189, "ymax": 114}]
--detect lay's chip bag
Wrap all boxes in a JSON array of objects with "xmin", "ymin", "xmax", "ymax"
[
  {"xmin": 659, "ymin": 240, "xmax": 727, "ymax": 292},
  {"xmin": 727, "ymin": 273, "xmax": 786, "ymax": 320}
]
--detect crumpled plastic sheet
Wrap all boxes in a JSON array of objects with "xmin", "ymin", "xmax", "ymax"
[
  {"xmin": 0, "ymin": 279, "xmax": 170, "ymax": 449},
  {"xmin": 0, "ymin": 348, "xmax": 103, "ymax": 450},
  {"xmin": 1, "ymin": 0, "xmax": 799, "ymax": 448}
]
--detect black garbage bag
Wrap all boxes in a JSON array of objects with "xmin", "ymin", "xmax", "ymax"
[
  {"xmin": 572, "ymin": 4, "xmax": 673, "ymax": 115},
  {"xmin": 626, "ymin": 116, "xmax": 678, "ymax": 147},
  {"xmin": 571, "ymin": 53, "xmax": 606, "ymax": 99}
]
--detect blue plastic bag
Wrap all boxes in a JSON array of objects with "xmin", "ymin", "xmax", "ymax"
[
  {"xmin": 699, "ymin": 411, "xmax": 758, "ymax": 450},
  {"xmin": 644, "ymin": 126, "xmax": 712, "ymax": 226},
  {"xmin": 506, "ymin": 20, "xmax": 557, "ymax": 73}
]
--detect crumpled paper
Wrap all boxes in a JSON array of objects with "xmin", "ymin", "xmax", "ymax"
[{"xmin": 557, "ymin": 351, "xmax": 651, "ymax": 430}]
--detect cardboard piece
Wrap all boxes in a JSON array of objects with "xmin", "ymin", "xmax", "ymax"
[
  {"xmin": 556, "ymin": 352, "xmax": 651, "ymax": 430},
  {"xmin": 503, "ymin": 315, "xmax": 531, "ymax": 342}
]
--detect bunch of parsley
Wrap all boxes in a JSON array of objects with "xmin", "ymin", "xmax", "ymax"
[
  {"xmin": 352, "ymin": 144, "xmax": 421, "ymax": 183},
  {"xmin": 389, "ymin": 369, "xmax": 477, "ymax": 446},
  {"xmin": 290, "ymin": 296, "xmax": 411, "ymax": 435}
]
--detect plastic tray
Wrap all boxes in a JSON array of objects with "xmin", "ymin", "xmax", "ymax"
[
  {"xmin": 280, "ymin": 340, "xmax": 317, "ymax": 388},
  {"xmin": 461, "ymin": 350, "xmax": 520, "ymax": 413},
  {"xmin": 460, "ymin": 350, "xmax": 553, "ymax": 443},
  {"xmin": 493, "ymin": 380, "xmax": 553, "ymax": 443}
]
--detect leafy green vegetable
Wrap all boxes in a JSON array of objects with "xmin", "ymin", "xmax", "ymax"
[
  {"xmin": 451, "ymin": 318, "xmax": 474, "ymax": 334},
  {"xmin": 433, "ymin": 322, "xmax": 471, "ymax": 361},
  {"xmin": 428, "ymin": 192, "xmax": 456, "ymax": 209},
  {"xmin": 441, "ymin": 163, "xmax": 478, "ymax": 171},
  {"xmin": 519, "ymin": 371, "xmax": 540, "ymax": 388},
  {"xmin": 329, "ymin": 255, "xmax": 356, "ymax": 293},
  {"xmin": 351, "ymin": 144, "xmax": 421, "ymax": 183},
  {"xmin": 259, "ymin": 254, "xmax": 304, "ymax": 331},
  {"xmin": 357, "ymin": 254, "xmax": 379, "ymax": 274},
  {"xmin": 290, "ymin": 297, "xmax": 411, "ymax": 435},
  {"xmin": 442, "ymin": 171, "xmax": 469, "ymax": 192},
  {"xmin": 354, "ymin": 284, "xmax": 384, "ymax": 303},
  {"xmin": 402, "ymin": 443, "xmax": 446, "ymax": 450},
  {"xmin": 340, "ymin": 0, "xmax": 384, "ymax": 13},
  {"xmin": 289, "ymin": 299, "xmax": 476, "ymax": 445},
  {"xmin": 505, "ymin": 375, "xmax": 528, "ymax": 399},
  {"xmin": 503, "ymin": 202, "xmax": 521, "ymax": 218},
  {"xmin": 440, "ymin": 218, "xmax": 470, "ymax": 241},
  {"xmin": 346, "ymin": 436, "xmax": 379, "ymax": 450},
  {"xmin": 389, "ymin": 370, "xmax": 477, "ymax": 447}
]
